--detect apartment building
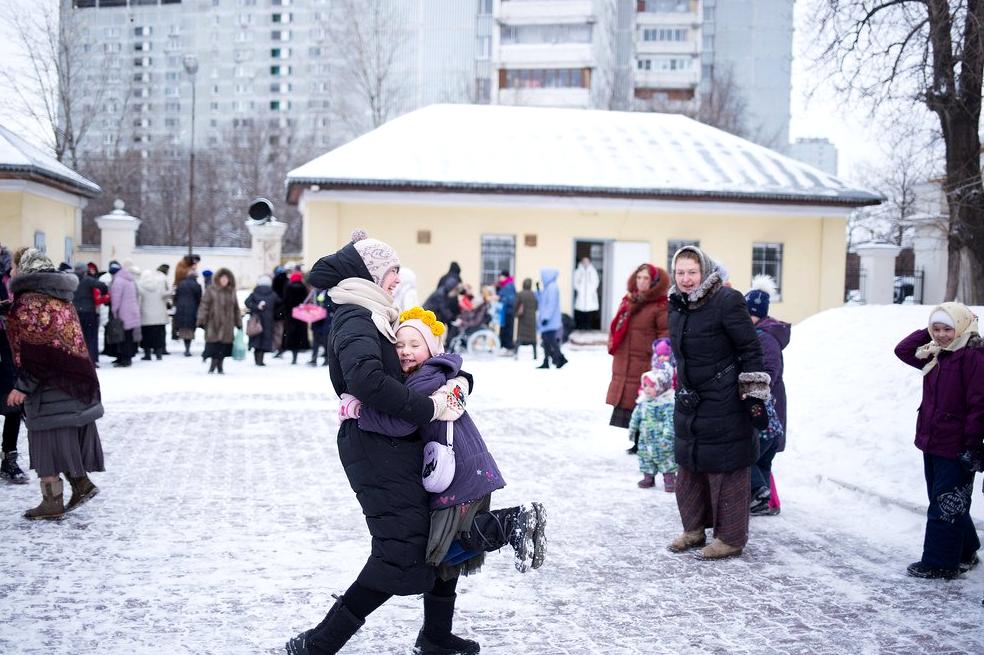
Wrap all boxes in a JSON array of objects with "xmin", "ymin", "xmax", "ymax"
[
  {"xmin": 64, "ymin": 0, "xmax": 481, "ymax": 159},
  {"xmin": 632, "ymin": 0, "xmax": 702, "ymax": 110}
]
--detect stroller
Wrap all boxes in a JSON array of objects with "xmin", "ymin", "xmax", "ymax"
[{"xmin": 447, "ymin": 301, "xmax": 500, "ymax": 356}]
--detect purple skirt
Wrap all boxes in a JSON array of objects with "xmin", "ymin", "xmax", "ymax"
[{"xmin": 28, "ymin": 422, "xmax": 105, "ymax": 478}]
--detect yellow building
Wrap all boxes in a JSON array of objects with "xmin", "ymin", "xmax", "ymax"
[
  {"xmin": 287, "ymin": 105, "xmax": 880, "ymax": 325},
  {"xmin": 0, "ymin": 125, "xmax": 100, "ymax": 265}
]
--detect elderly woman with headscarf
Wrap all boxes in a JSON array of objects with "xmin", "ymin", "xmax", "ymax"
[
  {"xmin": 665, "ymin": 246, "xmax": 770, "ymax": 561},
  {"xmin": 6, "ymin": 248, "xmax": 104, "ymax": 520},
  {"xmin": 244, "ymin": 274, "xmax": 280, "ymax": 367}
]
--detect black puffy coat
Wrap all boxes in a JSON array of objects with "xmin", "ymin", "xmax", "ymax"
[
  {"xmin": 669, "ymin": 274, "xmax": 765, "ymax": 474},
  {"xmin": 0, "ymin": 280, "xmax": 17, "ymax": 410},
  {"xmin": 282, "ymin": 281, "xmax": 311, "ymax": 352},
  {"xmin": 72, "ymin": 274, "xmax": 107, "ymax": 315},
  {"xmin": 244, "ymin": 284, "xmax": 280, "ymax": 352},
  {"xmin": 309, "ymin": 242, "xmax": 439, "ymax": 596},
  {"xmin": 174, "ymin": 276, "xmax": 202, "ymax": 330}
]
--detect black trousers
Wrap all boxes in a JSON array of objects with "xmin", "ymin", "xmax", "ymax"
[
  {"xmin": 78, "ymin": 311, "xmax": 99, "ymax": 363},
  {"xmin": 541, "ymin": 330, "xmax": 565, "ymax": 365},
  {"xmin": 1, "ymin": 413, "xmax": 21, "ymax": 453},
  {"xmin": 574, "ymin": 310, "xmax": 597, "ymax": 330},
  {"xmin": 500, "ymin": 311, "xmax": 514, "ymax": 349}
]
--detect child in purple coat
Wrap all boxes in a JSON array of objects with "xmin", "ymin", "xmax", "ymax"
[
  {"xmin": 895, "ymin": 302, "xmax": 984, "ymax": 580},
  {"xmin": 339, "ymin": 307, "xmax": 547, "ymax": 652}
]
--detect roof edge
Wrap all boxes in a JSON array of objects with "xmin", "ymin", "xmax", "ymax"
[
  {"xmin": 0, "ymin": 164, "xmax": 101, "ymax": 199},
  {"xmin": 286, "ymin": 178, "xmax": 883, "ymax": 209}
]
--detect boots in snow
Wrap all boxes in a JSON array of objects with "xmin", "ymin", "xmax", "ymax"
[
  {"xmin": 254, "ymin": 350, "xmax": 266, "ymax": 367},
  {"xmin": 960, "ymin": 553, "xmax": 980, "ymax": 574},
  {"xmin": 217, "ymin": 358, "xmax": 225, "ymax": 375},
  {"xmin": 208, "ymin": 358, "xmax": 218, "ymax": 374},
  {"xmin": 750, "ymin": 487, "xmax": 779, "ymax": 516},
  {"xmin": 24, "ymin": 478, "xmax": 65, "ymax": 520},
  {"xmin": 463, "ymin": 503, "xmax": 547, "ymax": 572},
  {"xmin": 413, "ymin": 592, "xmax": 480, "ymax": 655},
  {"xmin": 155, "ymin": 348, "xmax": 163, "ymax": 361},
  {"xmin": 1, "ymin": 450, "xmax": 29, "ymax": 484},
  {"xmin": 906, "ymin": 561, "xmax": 960, "ymax": 579},
  {"xmin": 140, "ymin": 349, "xmax": 152, "ymax": 361},
  {"xmin": 286, "ymin": 597, "xmax": 364, "ymax": 655},
  {"xmin": 663, "ymin": 472, "xmax": 677, "ymax": 493},
  {"xmin": 667, "ymin": 530, "xmax": 706, "ymax": 553},
  {"xmin": 637, "ymin": 473, "xmax": 656, "ymax": 489},
  {"xmin": 66, "ymin": 474, "xmax": 99, "ymax": 512},
  {"xmin": 694, "ymin": 538, "xmax": 743, "ymax": 561},
  {"xmin": 184, "ymin": 339, "xmax": 192, "ymax": 357},
  {"xmin": 537, "ymin": 359, "xmax": 550, "ymax": 369},
  {"xmin": 626, "ymin": 431, "xmax": 639, "ymax": 455}
]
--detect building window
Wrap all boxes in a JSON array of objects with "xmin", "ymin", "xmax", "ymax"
[
  {"xmin": 165, "ymin": 101, "xmax": 181, "ymax": 111},
  {"xmin": 637, "ymin": 56, "xmax": 692, "ymax": 72},
  {"xmin": 64, "ymin": 237, "xmax": 74, "ymax": 265},
  {"xmin": 480, "ymin": 235, "xmax": 516, "ymax": 287},
  {"xmin": 103, "ymin": 43, "xmax": 121, "ymax": 54},
  {"xmin": 134, "ymin": 26, "xmax": 152, "ymax": 37},
  {"xmin": 272, "ymin": 13, "xmax": 292, "ymax": 23},
  {"xmin": 501, "ymin": 23, "xmax": 593, "ymax": 45},
  {"xmin": 667, "ymin": 239, "xmax": 699, "ymax": 272},
  {"xmin": 477, "ymin": 0, "xmax": 493, "ymax": 16},
  {"xmin": 502, "ymin": 68, "xmax": 589, "ymax": 89},
  {"xmin": 639, "ymin": 0, "xmax": 690, "ymax": 12},
  {"xmin": 34, "ymin": 231, "xmax": 46, "ymax": 253},
  {"xmin": 134, "ymin": 57, "xmax": 152, "ymax": 67},
  {"xmin": 751, "ymin": 243, "xmax": 783, "ymax": 297},
  {"xmin": 476, "ymin": 36, "xmax": 491, "ymax": 60},
  {"xmin": 271, "ymin": 65, "xmax": 292, "ymax": 76},
  {"xmin": 475, "ymin": 77, "xmax": 491, "ymax": 103},
  {"xmin": 272, "ymin": 30, "xmax": 291, "ymax": 41},
  {"xmin": 641, "ymin": 27, "xmax": 689, "ymax": 42}
]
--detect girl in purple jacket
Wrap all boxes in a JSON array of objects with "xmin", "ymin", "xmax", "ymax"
[
  {"xmin": 339, "ymin": 307, "xmax": 547, "ymax": 654},
  {"xmin": 895, "ymin": 302, "xmax": 984, "ymax": 580}
]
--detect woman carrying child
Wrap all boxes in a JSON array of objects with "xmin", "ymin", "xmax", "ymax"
[{"xmin": 895, "ymin": 302, "xmax": 984, "ymax": 580}]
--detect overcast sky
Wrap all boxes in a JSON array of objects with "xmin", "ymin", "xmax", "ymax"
[{"xmin": 0, "ymin": 0, "xmax": 888, "ymax": 182}]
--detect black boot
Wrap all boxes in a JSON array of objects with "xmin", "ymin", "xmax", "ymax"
[
  {"xmin": 208, "ymin": 358, "xmax": 217, "ymax": 374},
  {"xmin": 537, "ymin": 359, "xmax": 550, "ymax": 369},
  {"xmin": 291, "ymin": 351, "xmax": 298, "ymax": 365},
  {"xmin": 184, "ymin": 339, "xmax": 192, "ymax": 357},
  {"xmin": 155, "ymin": 348, "xmax": 163, "ymax": 361},
  {"xmin": 0, "ymin": 450, "xmax": 29, "ymax": 484},
  {"xmin": 461, "ymin": 503, "xmax": 547, "ymax": 573},
  {"xmin": 414, "ymin": 593, "xmax": 480, "ymax": 655},
  {"xmin": 626, "ymin": 431, "xmax": 639, "ymax": 455},
  {"xmin": 255, "ymin": 350, "xmax": 265, "ymax": 367},
  {"xmin": 286, "ymin": 597, "xmax": 364, "ymax": 655},
  {"xmin": 217, "ymin": 357, "xmax": 225, "ymax": 375},
  {"xmin": 141, "ymin": 349, "xmax": 152, "ymax": 361}
]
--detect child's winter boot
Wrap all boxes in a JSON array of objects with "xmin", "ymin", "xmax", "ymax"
[
  {"xmin": 286, "ymin": 597, "xmax": 364, "ymax": 655},
  {"xmin": 66, "ymin": 474, "xmax": 99, "ymax": 512},
  {"xmin": 667, "ymin": 530, "xmax": 706, "ymax": 553},
  {"xmin": 1, "ymin": 450, "xmax": 29, "ymax": 484},
  {"xmin": 24, "ymin": 478, "xmax": 65, "ymax": 520},
  {"xmin": 750, "ymin": 487, "xmax": 778, "ymax": 516},
  {"xmin": 413, "ymin": 592, "xmax": 480, "ymax": 655},
  {"xmin": 662, "ymin": 472, "xmax": 676, "ymax": 493},
  {"xmin": 463, "ymin": 502, "xmax": 547, "ymax": 572},
  {"xmin": 637, "ymin": 473, "xmax": 656, "ymax": 488}
]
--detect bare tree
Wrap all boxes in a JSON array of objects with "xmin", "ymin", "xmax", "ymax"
[
  {"xmin": 0, "ymin": 0, "xmax": 113, "ymax": 168},
  {"xmin": 634, "ymin": 67, "xmax": 749, "ymax": 139},
  {"xmin": 813, "ymin": 1, "xmax": 984, "ymax": 303},
  {"xmin": 322, "ymin": 0, "xmax": 410, "ymax": 136}
]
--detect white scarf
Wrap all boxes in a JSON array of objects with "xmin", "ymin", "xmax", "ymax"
[{"xmin": 328, "ymin": 277, "xmax": 400, "ymax": 343}]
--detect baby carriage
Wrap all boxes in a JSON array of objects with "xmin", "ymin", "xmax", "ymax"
[{"xmin": 447, "ymin": 301, "xmax": 500, "ymax": 356}]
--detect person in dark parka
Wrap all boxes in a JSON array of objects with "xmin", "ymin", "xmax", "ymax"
[
  {"xmin": 435, "ymin": 262, "xmax": 461, "ymax": 297},
  {"xmin": 174, "ymin": 272, "xmax": 202, "ymax": 357},
  {"xmin": 282, "ymin": 271, "xmax": 311, "ymax": 364},
  {"xmin": 308, "ymin": 289, "xmax": 332, "ymax": 367},
  {"xmin": 285, "ymin": 230, "xmax": 470, "ymax": 655},
  {"xmin": 72, "ymin": 262, "xmax": 108, "ymax": 367},
  {"xmin": 0, "ymin": 246, "xmax": 27, "ymax": 484},
  {"xmin": 666, "ymin": 246, "xmax": 769, "ymax": 561},
  {"xmin": 244, "ymin": 275, "xmax": 280, "ymax": 366}
]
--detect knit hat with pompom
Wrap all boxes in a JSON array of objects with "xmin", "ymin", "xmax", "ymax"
[{"xmin": 351, "ymin": 229, "xmax": 400, "ymax": 286}]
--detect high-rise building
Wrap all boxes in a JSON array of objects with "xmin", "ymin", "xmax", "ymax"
[
  {"xmin": 787, "ymin": 137, "xmax": 839, "ymax": 176},
  {"xmin": 631, "ymin": 0, "xmax": 702, "ymax": 112}
]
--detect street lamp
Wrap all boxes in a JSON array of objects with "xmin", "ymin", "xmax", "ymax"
[{"xmin": 183, "ymin": 54, "xmax": 199, "ymax": 256}]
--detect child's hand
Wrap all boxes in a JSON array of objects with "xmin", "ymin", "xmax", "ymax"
[
  {"xmin": 431, "ymin": 387, "xmax": 465, "ymax": 422},
  {"xmin": 338, "ymin": 393, "xmax": 362, "ymax": 421}
]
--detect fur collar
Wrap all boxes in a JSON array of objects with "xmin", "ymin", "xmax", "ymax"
[
  {"xmin": 669, "ymin": 271, "xmax": 722, "ymax": 309},
  {"xmin": 10, "ymin": 271, "xmax": 78, "ymax": 302}
]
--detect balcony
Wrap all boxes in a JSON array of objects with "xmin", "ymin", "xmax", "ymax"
[
  {"xmin": 498, "ymin": 43, "xmax": 594, "ymax": 67},
  {"xmin": 634, "ymin": 68, "xmax": 699, "ymax": 89},
  {"xmin": 635, "ymin": 39, "xmax": 699, "ymax": 55},
  {"xmin": 496, "ymin": 87, "xmax": 591, "ymax": 109},
  {"xmin": 498, "ymin": 0, "xmax": 594, "ymax": 24}
]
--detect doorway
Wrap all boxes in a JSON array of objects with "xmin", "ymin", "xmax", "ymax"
[{"xmin": 573, "ymin": 240, "xmax": 605, "ymax": 330}]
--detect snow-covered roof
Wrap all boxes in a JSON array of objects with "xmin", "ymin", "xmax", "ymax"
[
  {"xmin": 0, "ymin": 124, "xmax": 101, "ymax": 198},
  {"xmin": 287, "ymin": 104, "xmax": 881, "ymax": 208}
]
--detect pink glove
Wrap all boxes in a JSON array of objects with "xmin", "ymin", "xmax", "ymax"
[{"xmin": 338, "ymin": 393, "xmax": 362, "ymax": 421}]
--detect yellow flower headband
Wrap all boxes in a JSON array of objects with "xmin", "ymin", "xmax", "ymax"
[{"xmin": 399, "ymin": 306, "xmax": 447, "ymax": 337}]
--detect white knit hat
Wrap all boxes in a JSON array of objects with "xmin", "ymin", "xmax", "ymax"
[
  {"xmin": 929, "ymin": 310, "xmax": 955, "ymax": 329},
  {"xmin": 351, "ymin": 229, "xmax": 400, "ymax": 286}
]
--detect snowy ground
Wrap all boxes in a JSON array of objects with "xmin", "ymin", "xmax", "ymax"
[{"xmin": 2, "ymin": 305, "xmax": 984, "ymax": 654}]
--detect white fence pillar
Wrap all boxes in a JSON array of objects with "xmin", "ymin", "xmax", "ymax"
[
  {"xmin": 911, "ymin": 218, "xmax": 948, "ymax": 305},
  {"xmin": 246, "ymin": 220, "xmax": 287, "ymax": 288},
  {"xmin": 94, "ymin": 199, "xmax": 140, "ymax": 269},
  {"xmin": 855, "ymin": 243, "xmax": 900, "ymax": 305}
]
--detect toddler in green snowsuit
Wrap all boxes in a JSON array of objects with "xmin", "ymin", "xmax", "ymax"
[{"xmin": 629, "ymin": 338, "xmax": 678, "ymax": 491}]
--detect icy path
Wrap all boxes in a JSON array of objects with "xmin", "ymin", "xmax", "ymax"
[{"xmin": 1, "ymin": 335, "xmax": 983, "ymax": 654}]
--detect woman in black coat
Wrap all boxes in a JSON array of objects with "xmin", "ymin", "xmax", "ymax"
[
  {"xmin": 282, "ymin": 272, "xmax": 311, "ymax": 364},
  {"xmin": 0, "ymin": 247, "xmax": 27, "ymax": 484},
  {"xmin": 173, "ymin": 272, "xmax": 202, "ymax": 357},
  {"xmin": 665, "ymin": 246, "xmax": 770, "ymax": 561},
  {"xmin": 244, "ymin": 275, "xmax": 280, "ymax": 366},
  {"xmin": 286, "ymin": 231, "xmax": 471, "ymax": 655}
]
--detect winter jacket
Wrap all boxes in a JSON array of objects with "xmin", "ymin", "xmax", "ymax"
[
  {"xmin": 173, "ymin": 275, "xmax": 202, "ymax": 330},
  {"xmin": 196, "ymin": 269, "xmax": 241, "ymax": 344},
  {"xmin": 895, "ymin": 329, "xmax": 984, "ymax": 459},
  {"xmin": 282, "ymin": 280, "xmax": 311, "ymax": 351},
  {"xmin": 514, "ymin": 288, "xmax": 538, "ymax": 345},
  {"xmin": 10, "ymin": 272, "xmax": 103, "ymax": 431},
  {"xmin": 138, "ymin": 269, "xmax": 170, "ymax": 326},
  {"xmin": 244, "ymin": 284, "xmax": 280, "ymax": 352},
  {"xmin": 0, "ymin": 280, "xmax": 17, "ymax": 410},
  {"xmin": 310, "ymin": 241, "xmax": 443, "ymax": 596},
  {"xmin": 668, "ymin": 272, "xmax": 766, "ymax": 473},
  {"xmin": 72, "ymin": 274, "xmax": 107, "ymax": 315},
  {"xmin": 423, "ymin": 279, "xmax": 460, "ymax": 326},
  {"xmin": 756, "ymin": 317, "xmax": 790, "ymax": 451},
  {"xmin": 606, "ymin": 274, "xmax": 670, "ymax": 411},
  {"xmin": 310, "ymin": 290, "xmax": 333, "ymax": 339},
  {"xmin": 110, "ymin": 268, "xmax": 140, "ymax": 330},
  {"xmin": 573, "ymin": 262, "xmax": 600, "ymax": 312},
  {"xmin": 358, "ymin": 353, "xmax": 504, "ymax": 511},
  {"xmin": 537, "ymin": 268, "xmax": 562, "ymax": 333},
  {"xmin": 497, "ymin": 278, "xmax": 516, "ymax": 315},
  {"xmin": 271, "ymin": 271, "xmax": 288, "ymax": 319},
  {"xmin": 435, "ymin": 263, "xmax": 461, "ymax": 296}
]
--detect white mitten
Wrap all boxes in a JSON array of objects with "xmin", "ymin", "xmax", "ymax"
[{"xmin": 430, "ymin": 385, "xmax": 464, "ymax": 422}]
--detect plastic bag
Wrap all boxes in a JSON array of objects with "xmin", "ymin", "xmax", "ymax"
[{"xmin": 232, "ymin": 328, "xmax": 246, "ymax": 361}]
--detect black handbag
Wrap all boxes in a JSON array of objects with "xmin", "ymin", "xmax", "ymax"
[{"xmin": 105, "ymin": 316, "xmax": 125, "ymax": 345}]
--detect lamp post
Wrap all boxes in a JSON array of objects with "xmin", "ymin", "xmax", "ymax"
[{"xmin": 183, "ymin": 54, "xmax": 199, "ymax": 256}]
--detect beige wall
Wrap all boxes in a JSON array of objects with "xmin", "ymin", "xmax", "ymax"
[
  {"xmin": 300, "ymin": 194, "xmax": 849, "ymax": 324},
  {"xmin": 0, "ymin": 186, "xmax": 81, "ymax": 265}
]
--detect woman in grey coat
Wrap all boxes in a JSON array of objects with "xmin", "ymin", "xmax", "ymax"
[{"xmin": 7, "ymin": 248, "xmax": 104, "ymax": 520}]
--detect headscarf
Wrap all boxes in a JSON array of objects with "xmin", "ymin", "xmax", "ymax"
[
  {"xmin": 17, "ymin": 248, "xmax": 56, "ymax": 274},
  {"xmin": 915, "ymin": 302, "xmax": 980, "ymax": 375},
  {"xmin": 607, "ymin": 263, "xmax": 667, "ymax": 355}
]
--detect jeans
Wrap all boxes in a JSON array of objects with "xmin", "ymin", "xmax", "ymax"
[
  {"xmin": 921, "ymin": 453, "xmax": 980, "ymax": 570},
  {"xmin": 751, "ymin": 435, "xmax": 779, "ymax": 493}
]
